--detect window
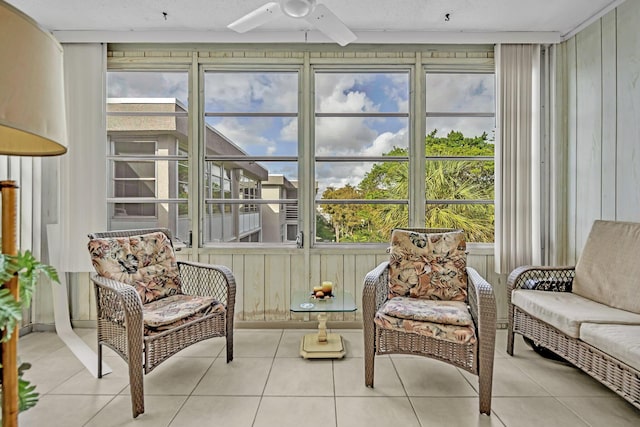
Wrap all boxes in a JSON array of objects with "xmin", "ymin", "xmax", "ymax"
[
  {"xmin": 202, "ymin": 70, "xmax": 299, "ymax": 244},
  {"xmin": 106, "ymin": 49, "xmax": 495, "ymax": 246},
  {"xmin": 424, "ymin": 72, "xmax": 495, "ymax": 242},
  {"xmin": 106, "ymin": 71, "xmax": 190, "ymax": 243},
  {"xmin": 112, "ymin": 140, "xmax": 156, "ymax": 217},
  {"xmin": 315, "ymin": 70, "xmax": 410, "ymax": 243}
]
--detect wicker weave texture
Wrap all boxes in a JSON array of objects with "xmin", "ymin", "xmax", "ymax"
[
  {"xmin": 363, "ymin": 262, "xmax": 496, "ymax": 414},
  {"xmin": 507, "ymin": 266, "xmax": 640, "ymax": 410},
  {"xmin": 88, "ymin": 228, "xmax": 236, "ymax": 418}
]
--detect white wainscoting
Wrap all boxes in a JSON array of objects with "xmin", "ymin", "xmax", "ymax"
[{"xmin": 68, "ymin": 247, "xmax": 508, "ymax": 328}]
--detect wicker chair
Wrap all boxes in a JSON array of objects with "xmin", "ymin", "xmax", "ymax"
[
  {"xmin": 87, "ymin": 228, "xmax": 236, "ymax": 418},
  {"xmin": 363, "ymin": 229, "xmax": 497, "ymax": 414}
]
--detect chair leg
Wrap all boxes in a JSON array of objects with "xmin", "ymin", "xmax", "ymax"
[
  {"xmin": 126, "ymin": 330, "xmax": 145, "ymax": 418},
  {"xmin": 226, "ymin": 332, "xmax": 233, "ymax": 363},
  {"xmin": 478, "ymin": 367, "xmax": 493, "ymax": 415},
  {"xmin": 97, "ymin": 343, "xmax": 103, "ymax": 378},
  {"xmin": 128, "ymin": 354, "xmax": 145, "ymax": 418},
  {"xmin": 364, "ymin": 327, "xmax": 375, "ymax": 387},
  {"xmin": 507, "ymin": 309, "xmax": 515, "ymax": 356}
]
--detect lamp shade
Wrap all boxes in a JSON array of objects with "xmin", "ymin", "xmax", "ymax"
[{"xmin": 0, "ymin": 1, "xmax": 67, "ymax": 156}]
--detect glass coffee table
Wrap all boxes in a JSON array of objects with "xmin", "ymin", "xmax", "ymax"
[{"xmin": 290, "ymin": 291, "xmax": 357, "ymax": 359}]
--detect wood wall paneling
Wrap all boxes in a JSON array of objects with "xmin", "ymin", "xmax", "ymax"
[
  {"xmin": 566, "ymin": 37, "xmax": 578, "ymax": 264},
  {"xmin": 575, "ymin": 22, "xmax": 603, "ymax": 259},
  {"xmin": 601, "ymin": 10, "xmax": 617, "ymax": 221},
  {"xmin": 615, "ymin": 1, "xmax": 640, "ymax": 222},
  {"xmin": 243, "ymin": 254, "xmax": 265, "ymax": 321},
  {"xmin": 265, "ymin": 254, "xmax": 290, "ymax": 320}
]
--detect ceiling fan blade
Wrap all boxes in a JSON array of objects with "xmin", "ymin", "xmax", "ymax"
[
  {"xmin": 228, "ymin": 2, "xmax": 283, "ymax": 33},
  {"xmin": 305, "ymin": 3, "xmax": 357, "ymax": 46}
]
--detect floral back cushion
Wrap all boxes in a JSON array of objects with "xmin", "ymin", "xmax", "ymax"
[
  {"xmin": 88, "ymin": 231, "xmax": 182, "ymax": 304},
  {"xmin": 388, "ymin": 229, "xmax": 467, "ymax": 301}
]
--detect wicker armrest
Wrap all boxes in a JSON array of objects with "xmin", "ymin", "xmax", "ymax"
[
  {"xmin": 90, "ymin": 273, "xmax": 143, "ymax": 332},
  {"xmin": 507, "ymin": 265, "xmax": 575, "ymax": 295},
  {"xmin": 362, "ymin": 261, "xmax": 390, "ymax": 319},
  {"xmin": 467, "ymin": 267, "xmax": 496, "ymax": 345},
  {"xmin": 177, "ymin": 261, "xmax": 237, "ymax": 308}
]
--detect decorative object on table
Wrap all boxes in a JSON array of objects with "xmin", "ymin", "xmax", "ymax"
[
  {"xmin": 87, "ymin": 228, "xmax": 236, "ymax": 418},
  {"xmin": 0, "ymin": 2, "xmax": 68, "ymax": 425},
  {"xmin": 363, "ymin": 228, "xmax": 496, "ymax": 415},
  {"xmin": 311, "ymin": 281, "xmax": 334, "ymax": 299}
]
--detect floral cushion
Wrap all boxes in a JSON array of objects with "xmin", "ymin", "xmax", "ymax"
[
  {"xmin": 388, "ymin": 229, "xmax": 468, "ymax": 301},
  {"xmin": 88, "ymin": 232, "xmax": 182, "ymax": 303},
  {"xmin": 374, "ymin": 312, "xmax": 476, "ymax": 344},
  {"xmin": 143, "ymin": 294, "xmax": 225, "ymax": 336},
  {"xmin": 378, "ymin": 297, "xmax": 473, "ymax": 326}
]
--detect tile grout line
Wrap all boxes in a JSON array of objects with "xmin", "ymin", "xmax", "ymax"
[{"xmin": 251, "ymin": 329, "xmax": 285, "ymax": 427}]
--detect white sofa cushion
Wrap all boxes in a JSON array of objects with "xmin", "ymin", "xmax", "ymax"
[
  {"xmin": 580, "ymin": 323, "xmax": 640, "ymax": 372},
  {"xmin": 511, "ymin": 289, "xmax": 640, "ymax": 338},
  {"xmin": 574, "ymin": 220, "xmax": 640, "ymax": 314}
]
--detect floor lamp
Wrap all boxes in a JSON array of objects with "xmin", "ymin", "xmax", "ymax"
[{"xmin": 0, "ymin": 2, "xmax": 68, "ymax": 426}]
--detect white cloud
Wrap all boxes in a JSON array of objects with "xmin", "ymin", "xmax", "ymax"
[
  {"xmin": 107, "ymin": 71, "xmax": 188, "ymax": 105},
  {"xmin": 426, "ymin": 73, "xmax": 494, "ymax": 113},
  {"xmin": 204, "ymin": 72, "xmax": 298, "ymax": 112},
  {"xmin": 363, "ymin": 128, "xmax": 408, "ymax": 156},
  {"xmin": 212, "ymin": 117, "xmax": 277, "ymax": 156}
]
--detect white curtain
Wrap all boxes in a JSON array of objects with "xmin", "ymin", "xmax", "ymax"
[
  {"xmin": 57, "ymin": 43, "xmax": 107, "ymax": 271},
  {"xmin": 495, "ymin": 44, "xmax": 542, "ymax": 274}
]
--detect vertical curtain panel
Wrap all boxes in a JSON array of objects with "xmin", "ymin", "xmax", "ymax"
[
  {"xmin": 58, "ymin": 43, "xmax": 107, "ymax": 271},
  {"xmin": 495, "ymin": 44, "xmax": 542, "ymax": 274}
]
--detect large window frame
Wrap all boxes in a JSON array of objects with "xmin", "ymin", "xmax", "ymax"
[
  {"xmin": 106, "ymin": 69, "xmax": 191, "ymax": 244},
  {"xmin": 312, "ymin": 67, "xmax": 412, "ymax": 244},
  {"xmin": 423, "ymin": 69, "xmax": 496, "ymax": 243},
  {"xmin": 106, "ymin": 48, "xmax": 495, "ymax": 248},
  {"xmin": 200, "ymin": 66, "xmax": 302, "ymax": 245}
]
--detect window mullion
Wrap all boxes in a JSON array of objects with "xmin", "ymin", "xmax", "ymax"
[{"xmin": 411, "ymin": 54, "xmax": 426, "ymax": 227}]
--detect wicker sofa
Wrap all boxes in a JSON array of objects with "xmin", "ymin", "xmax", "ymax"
[{"xmin": 507, "ymin": 220, "xmax": 640, "ymax": 410}]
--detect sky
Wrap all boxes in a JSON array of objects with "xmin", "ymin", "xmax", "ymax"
[{"xmin": 107, "ymin": 70, "xmax": 495, "ymax": 195}]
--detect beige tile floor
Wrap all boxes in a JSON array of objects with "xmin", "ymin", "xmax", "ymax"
[{"xmin": 16, "ymin": 328, "xmax": 640, "ymax": 427}]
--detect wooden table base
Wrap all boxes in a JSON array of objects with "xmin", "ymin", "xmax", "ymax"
[{"xmin": 299, "ymin": 333, "xmax": 346, "ymax": 359}]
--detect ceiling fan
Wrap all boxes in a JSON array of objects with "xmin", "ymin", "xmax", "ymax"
[{"xmin": 227, "ymin": 0, "xmax": 357, "ymax": 46}]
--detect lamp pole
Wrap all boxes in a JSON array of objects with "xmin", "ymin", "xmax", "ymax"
[{"xmin": 1, "ymin": 180, "xmax": 19, "ymax": 427}]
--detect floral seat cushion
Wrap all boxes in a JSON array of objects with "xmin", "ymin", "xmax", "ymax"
[
  {"xmin": 143, "ymin": 294, "xmax": 225, "ymax": 336},
  {"xmin": 88, "ymin": 231, "xmax": 182, "ymax": 303},
  {"xmin": 374, "ymin": 313, "xmax": 476, "ymax": 344},
  {"xmin": 388, "ymin": 229, "xmax": 468, "ymax": 301},
  {"xmin": 374, "ymin": 296, "xmax": 476, "ymax": 344},
  {"xmin": 378, "ymin": 297, "xmax": 473, "ymax": 325}
]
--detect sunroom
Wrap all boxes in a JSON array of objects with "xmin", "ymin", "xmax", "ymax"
[{"xmin": 1, "ymin": 0, "xmax": 639, "ymax": 426}]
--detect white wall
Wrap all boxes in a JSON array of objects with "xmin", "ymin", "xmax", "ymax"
[{"xmin": 560, "ymin": 0, "xmax": 640, "ymax": 263}]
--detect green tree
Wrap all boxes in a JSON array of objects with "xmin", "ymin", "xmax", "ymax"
[
  {"xmin": 320, "ymin": 130, "xmax": 495, "ymax": 242},
  {"xmin": 321, "ymin": 185, "xmax": 369, "ymax": 242}
]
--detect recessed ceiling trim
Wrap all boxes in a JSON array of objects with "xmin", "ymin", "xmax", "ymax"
[{"xmin": 53, "ymin": 30, "xmax": 561, "ymax": 44}]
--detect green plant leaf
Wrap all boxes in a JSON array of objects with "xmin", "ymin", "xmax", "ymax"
[
  {"xmin": 0, "ymin": 288, "xmax": 22, "ymax": 342},
  {"xmin": 13, "ymin": 251, "xmax": 60, "ymax": 309},
  {"xmin": 17, "ymin": 377, "xmax": 39, "ymax": 412},
  {"xmin": 0, "ymin": 254, "xmax": 17, "ymax": 283}
]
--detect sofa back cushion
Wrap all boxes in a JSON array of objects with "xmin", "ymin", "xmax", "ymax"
[
  {"xmin": 88, "ymin": 231, "xmax": 182, "ymax": 304},
  {"xmin": 574, "ymin": 220, "xmax": 640, "ymax": 314},
  {"xmin": 388, "ymin": 228, "xmax": 467, "ymax": 301}
]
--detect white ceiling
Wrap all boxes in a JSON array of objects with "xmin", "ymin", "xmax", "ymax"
[{"xmin": 6, "ymin": 0, "xmax": 626, "ymax": 44}]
